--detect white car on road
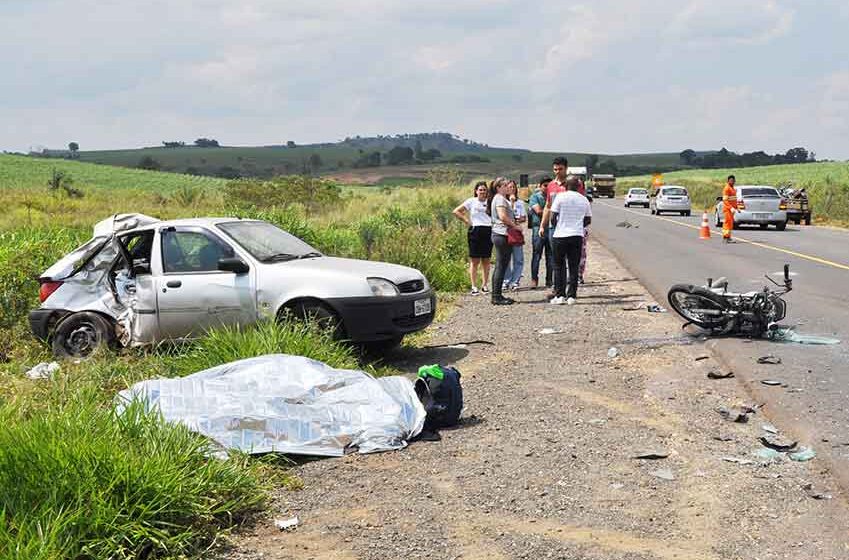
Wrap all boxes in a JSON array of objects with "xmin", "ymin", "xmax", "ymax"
[
  {"xmin": 714, "ymin": 185, "xmax": 788, "ymax": 230},
  {"xmin": 650, "ymin": 186, "xmax": 692, "ymax": 216},
  {"xmin": 624, "ymin": 188, "xmax": 650, "ymax": 208},
  {"xmin": 30, "ymin": 214, "xmax": 436, "ymax": 357}
]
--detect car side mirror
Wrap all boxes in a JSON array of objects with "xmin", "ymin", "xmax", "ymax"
[{"xmin": 218, "ymin": 257, "xmax": 250, "ymax": 274}]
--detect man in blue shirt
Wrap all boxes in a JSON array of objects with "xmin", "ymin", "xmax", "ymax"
[{"xmin": 528, "ymin": 177, "xmax": 552, "ymax": 288}]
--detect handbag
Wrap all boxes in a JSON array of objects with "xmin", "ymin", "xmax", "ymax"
[{"xmin": 507, "ymin": 226, "xmax": 525, "ymax": 246}]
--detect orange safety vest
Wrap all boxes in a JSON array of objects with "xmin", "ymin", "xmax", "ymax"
[{"xmin": 722, "ymin": 183, "xmax": 738, "ymax": 211}]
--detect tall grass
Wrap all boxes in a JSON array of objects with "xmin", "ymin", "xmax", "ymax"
[{"xmin": 0, "ymin": 397, "xmax": 265, "ymax": 560}]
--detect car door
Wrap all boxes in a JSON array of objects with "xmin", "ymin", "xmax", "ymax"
[{"xmin": 156, "ymin": 226, "xmax": 257, "ymax": 339}]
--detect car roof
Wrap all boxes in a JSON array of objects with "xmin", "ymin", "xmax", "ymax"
[
  {"xmin": 628, "ymin": 187, "xmax": 647, "ymax": 191},
  {"xmin": 123, "ymin": 217, "xmax": 261, "ymax": 232},
  {"xmin": 661, "ymin": 185, "xmax": 687, "ymax": 189},
  {"xmin": 736, "ymin": 185, "xmax": 778, "ymax": 189}
]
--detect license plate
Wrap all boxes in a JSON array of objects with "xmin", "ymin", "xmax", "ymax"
[
  {"xmin": 414, "ymin": 298, "xmax": 432, "ymax": 316},
  {"xmin": 753, "ymin": 213, "xmax": 770, "ymax": 219}
]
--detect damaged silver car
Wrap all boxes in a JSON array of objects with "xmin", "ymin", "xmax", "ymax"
[{"xmin": 30, "ymin": 214, "xmax": 436, "ymax": 358}]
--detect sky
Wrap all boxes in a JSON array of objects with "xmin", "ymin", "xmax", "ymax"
[{"xmin": 2, "ymin": 0, "xmax": 849, "ymax": 158}]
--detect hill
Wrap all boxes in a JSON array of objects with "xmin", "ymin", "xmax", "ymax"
[{"xmin": 59, "ymin": 132, "xmax": 686, "ymax": 182}]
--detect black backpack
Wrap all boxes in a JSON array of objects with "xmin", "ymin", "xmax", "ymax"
[{"xmin": 414, "ymin": 366, "xmax": 463, "ymax": 431}]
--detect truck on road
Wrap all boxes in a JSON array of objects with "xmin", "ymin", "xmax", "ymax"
[{"xmin": 591, "ymin": 174, "xmax": 616, "ymax": 198}]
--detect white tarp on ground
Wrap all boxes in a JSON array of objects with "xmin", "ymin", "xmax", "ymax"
[{"xmin": 117, "ymin": 354, "xmax": 426, "ymax": 456}]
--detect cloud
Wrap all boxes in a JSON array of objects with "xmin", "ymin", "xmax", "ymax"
[{"xmin": 669, "ymin": 0, "xmax": 794, "ymax": 46}]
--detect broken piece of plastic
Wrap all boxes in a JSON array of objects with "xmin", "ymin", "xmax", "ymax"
[
  {"xmin": 274, "ymin": 516, "xmax": 299, "ymax": 531},
  {"xmin": 757, "ymin": 355, "xmax": 782, "ymax": 365},
  {"xmin": 25, "ymin": 361, "xmax": 60, "ymax": 380},
  {"xmin": 759, "ymin": 436, "xmax": 798, "ymax": 452},
  {"xmin": 789, "ymin": 447, "xmax": 816, "ymax": 462},
  {"xmin": 707, "ymin": 371, "xmax": 735, "ymax": 379},
  {"xmin": 633, "ymin": 451, "xmax": 669, "ymax": 460}
]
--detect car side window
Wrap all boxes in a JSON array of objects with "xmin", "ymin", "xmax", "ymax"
[{"xmin": 162, "ymin": 230, "xmax": 233, "ymax": 273}]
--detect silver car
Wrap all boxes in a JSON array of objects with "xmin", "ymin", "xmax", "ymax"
[
  {"xmin": 624, "ymin": 188, "xmax": 650, "ymax": 208},
  {"xmin": 30, "ymin": 214, "xmax": 436, "ymax": 357},
  {"xmin": 714, "ymin": 185, "xmax": 788, "ymax": 230},
  {"xmin": 650, "ymin": 186, "xmax": 692, "ymax": 216}
]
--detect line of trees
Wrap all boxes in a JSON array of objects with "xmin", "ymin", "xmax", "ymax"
[{"xmin": 679, "ymin": 147, "xmax": 815, "ymax": 168}]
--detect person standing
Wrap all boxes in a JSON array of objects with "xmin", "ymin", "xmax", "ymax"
[
  {"xmin": 722, "ymin": 175, "xmax": 738, "ymax": 243},
  {"xmin": 540, "ymin": 157, "xmax": 569, "ymax": 297},
  {"xmin": 529, "ymin": 177, "xmax": 552, "ymax": 288},
  {"xmin": 453, "ymin": 181, "xmax": 493, "ymax": 294},
  {"xmin": 548, "ymin": 176, "xmax": 592, "ymax": 305},
  {"xmin": 504, "ymin": 182, "xmax": 526, "ymax": 290},
  {"xmin": 488, "ymin": 177, "xmax": 518, "ymax": 305}
]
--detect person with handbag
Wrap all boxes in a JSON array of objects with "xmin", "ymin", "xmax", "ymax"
[
  {"xmin": 487, "ymin": 177, "xmax": 518, "ymax": 305},
  {"xmin": 503, "ymin": 185, "xmax": 526, "ymax": 291},
  {"xmin": 452, "ymin": 181, "xmax": 492, "ymax": 295}
]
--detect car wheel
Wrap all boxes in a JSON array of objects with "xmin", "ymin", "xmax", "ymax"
[
  {"xmin": 284, "ymin": 301, "xmax": 345, "ymax": 338},
  {"xmin": 684, "ymin": 211, "xmax": 691, "ymax": 217},
  {"xmin": 759, "ymin": 224, "xmax": 769, "ymax": 229},
  {"xmin": 775, "ymin": 221, "xmax": 787, "ymax": 231},
  {"xmin": 52, "ymin": 311, "xmax": 116, "ymax": 359}
]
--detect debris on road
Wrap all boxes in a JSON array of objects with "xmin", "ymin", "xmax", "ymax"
[
  {"xmin": 538, "ymin": 327, "xmax": 564, "ymax": 335},
  {"xmin": 765, "ymin": 327, "xmax": 840, "ymax": 345},
  {"xmin": 757, "ymin": 355, "xmax": 782, "ymax": 365},
  {"xmin": 633, "ymin": 450, "xmax": 670, "ymax": 460},
  {"xmin": 274, "ymin": 517, "xmax": 300, "ymax": 531},
  {"xmin": 646, "ymin": 304, "xmax": 667, "ymax": 313},
  {"xmin": 762, "ymin": 424, "xmax": 779, "ymax": 434},
  {"xmin": 607, "ymin": 347, "xmax": 620, "ymax": 358},
  {"xmin": 695, "ymin": 355, "xmax": 710, "ymax": 361},
  {"xmin": 717, "ymin": 407, "xmax": 752, "ymax": 423},
  {"xmin": 754, "ymin": 447, "xmax": 783, "ymax": 462},
  {"xmin": 708, "ymin": 370, "xmax": 735, "ymax": 379},
  {"xmin": 649, "ymin": 468, "xmax": 675, "ymax": 481},
  {"xmin": 616, "ymin": 221, "xmax": 638, "ymax": 228},
  {"xmin": 722, "ymin": 456, "xmax": 755, "ymax": 465},
  {"xmin": 760, "ymin": 379, "xmax": 784, "ymax": 386},
  {"xmin": 25, "ymin": 361, "xmax": 60, "ymax": 380},
  {"xmin": 759, "ymin": 436, "xmax": 798, "ymax": 452},
  {"xmin": 789, "ymin": 447, "xmax": 817, "ymax": 462}
]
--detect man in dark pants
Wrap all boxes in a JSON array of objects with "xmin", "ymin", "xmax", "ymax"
[
  {"xmin": 548, "ymin": 176, "xmax": 592, "ymax": 305},
  {"xmin": 528, "ymin": 177, "xmax": 552, "ymax": 288}
]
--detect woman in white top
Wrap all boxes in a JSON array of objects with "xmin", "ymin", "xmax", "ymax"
[
  {"xmin": 487, "ymin": 177, "xmax": 518, "ymax": 305},
  {"xmin": 452, "ymin": 181, "xmax": 492, "ymax": 294},
  {"xmin": 504, "ymin": 181, "xmax": 526, "ymax": 290}
]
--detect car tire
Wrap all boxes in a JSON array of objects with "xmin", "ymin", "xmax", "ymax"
[
  {"xmin": 52, "ymin": 311, "xmax": 116, "ymax": 359},
  {"xmin": 284, "ymin": 301, "xmax": 345, "ymax": 338},
  {"xmin": 759, "ymin": 224, "xmax": 769, "ymax": 229},
  {"xmin": 775, "ymin": 221, "xmax": 787, "ymax": 231}
]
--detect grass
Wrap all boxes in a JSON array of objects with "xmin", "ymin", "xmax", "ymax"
[
  {"xmin": 618, "ymin": 161, "xmax": 849, "ymax": 226},
  {"xmin": 0, "ymin": 156, "xmax": 473, "ymax": 557}
]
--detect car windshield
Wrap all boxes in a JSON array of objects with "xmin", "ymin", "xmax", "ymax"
[
  {"xmin": 630, "ymin": 189, "xmax": 647, "ymax": 195},
  {"xmin": 740, "ymin": 187, "xmax": 779, "ymax": 198},
  {"xmin": 218, "ymin": 221, "xmax": 322, "ymax": 262},
  {"xmin": 663, "ymin": 188, "xmax": 687, "ymax": 196},
  {"xmin": 42, "ymin": 236, "xmax": 109, "ymax": 280}
]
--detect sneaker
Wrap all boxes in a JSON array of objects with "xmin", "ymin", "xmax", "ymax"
[
  {"xmin": 510, "ymin": 283, "xmax": 519, "ymax": 292},
  {"xmin": 550, "ymin": 296, "xmax": 565, "ymax": 305},
  {"xmin": 481, "ymin": 286, "xmax": 489, "ymax": 293},
  {"xmin": 566, "ymin": 297, "xmax": 577, "ymax": 305},
  {"xmin": 492, "ymin": 297, "xmax": 515, "ymax": 306},
  {"xmin": 470, "ymin": 286, "xmax": 480, "ymax": 295}
]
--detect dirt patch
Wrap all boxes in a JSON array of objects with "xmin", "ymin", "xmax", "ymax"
[{"xmin": 220, "ymin": 240, "xmax": 849, "ymax": 560}]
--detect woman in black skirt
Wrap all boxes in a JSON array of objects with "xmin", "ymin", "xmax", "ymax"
[{"xmin": 453, "ymin": 181, "xmax": 492, "ymax": 294}]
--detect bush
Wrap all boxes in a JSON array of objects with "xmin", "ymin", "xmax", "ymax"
[{"xmin": 224, "ymin": 176, "xmax": 342, "ymax": 213}]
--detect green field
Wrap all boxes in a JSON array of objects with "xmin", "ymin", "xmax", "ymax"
[
  {"xmin": 618, "ymin": 162, "xmax": 849, "ymax": 225},
  {"xmin": 0, "ymin": 155, "xmax": 472, "ymax": 558}
]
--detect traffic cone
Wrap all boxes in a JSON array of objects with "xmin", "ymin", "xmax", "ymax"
[{"xmin": 699, "ymin": 210, "xmax": 711, "ymax": 239}]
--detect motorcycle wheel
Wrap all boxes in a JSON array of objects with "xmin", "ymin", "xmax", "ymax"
[{"xmin": 667, "ymin": 284, "xmax": 732, "ymax": 330}]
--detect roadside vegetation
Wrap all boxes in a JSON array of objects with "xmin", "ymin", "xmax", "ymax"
[
  {"xmin": 0, "ymin": 155, "xmax": 469, "ymax": 558},
  {"xmin": 619, "ymin": 161, "xmax": 849, "ymax": 226}
]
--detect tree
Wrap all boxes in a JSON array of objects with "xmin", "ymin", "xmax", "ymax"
[
  {"xmin": 414, "ymin": 139, "xmax": 424, "ymax": 160},
  {"xmin": 679, "ymin": 149, "xmax": 696, "ymax": 165},
  {"xmin": 194, "ymin": 138, "xmax": 220, "ymax": 148},
  {"xmin": 162, "ymin": 141, "xmax": 186, "ymax": 148},
  {"xmin": 353, "ymin": 151, "xmax": 381, "ymax": 168},
  {"xmin": 308, "ymin": 153, "xmax": 323, "ymax": 171},
  {"xmin": 784, "ymin": 147, "xmax": 809, "ymax": 164},
  {"xmin": 385, "ymin": 146, "xmax": 415, "ymax": 166},
  {"xmin": 286, "ymin": 141, "xmax": 296, "ymax": 148},
  {"xmin": 137, "ymin": 156, "xmax": 162, "ymax": 170},
  {"xmin": 68, "ymin": 142, "xmax": 79, "ymax": 158}
]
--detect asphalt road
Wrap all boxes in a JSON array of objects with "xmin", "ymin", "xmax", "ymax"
[{"xmin": 590, "ymin": 198, "xmax": 849, "ymax": 487}]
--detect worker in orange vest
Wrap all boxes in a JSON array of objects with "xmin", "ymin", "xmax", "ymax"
[{"xmin": 722, "ymin": 175, "xmax": 738, "ymax": 243}]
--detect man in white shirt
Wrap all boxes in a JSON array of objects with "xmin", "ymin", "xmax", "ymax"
[{"xmin": 549, "ymin": 176, "xmax": 592, "ymax": 305}]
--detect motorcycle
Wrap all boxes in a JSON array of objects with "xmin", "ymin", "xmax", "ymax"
[{"xmin": 667, "ymin": 264, "xmax": 793, "ymax": 336}]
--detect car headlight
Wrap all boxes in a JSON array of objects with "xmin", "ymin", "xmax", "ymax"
[{"xmin": 367, "ymin": 277, "xmax": 399, "ymax": 297}]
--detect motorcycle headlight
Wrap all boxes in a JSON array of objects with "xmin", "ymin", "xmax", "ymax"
[{"xmin": 367, "ymin": 277, "xmax": 399, "ymax": 297}]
